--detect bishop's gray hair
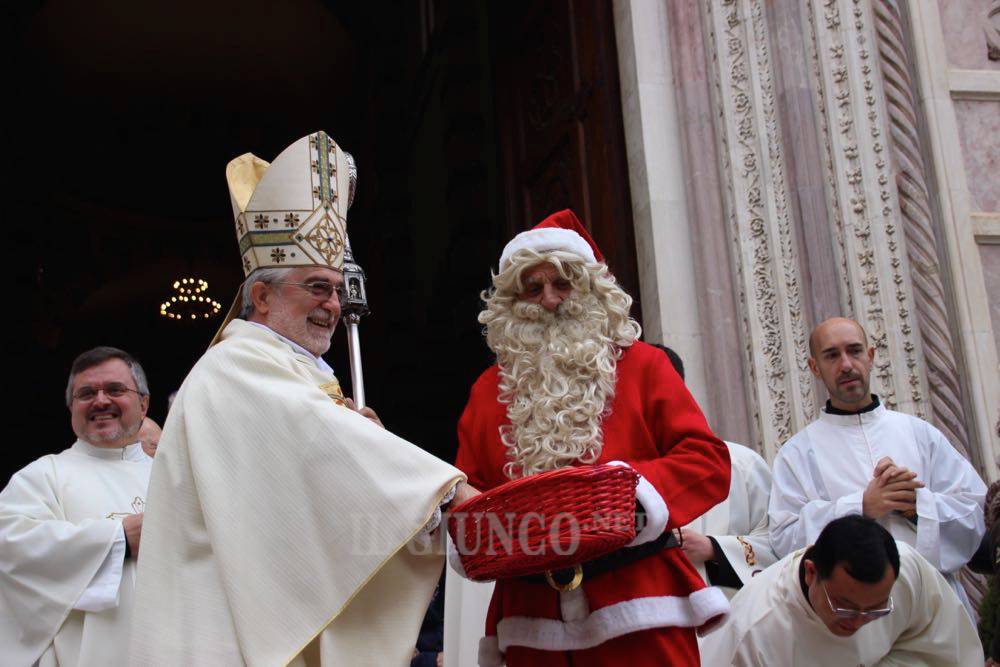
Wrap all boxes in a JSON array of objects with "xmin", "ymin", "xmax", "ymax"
[
  {"xmin": 238, "ymin": 267, "xmax": 294, "ymax": 319},
  {"xmin": 66, "ymin": 346, "xmax": 149, "ymax": 407}
]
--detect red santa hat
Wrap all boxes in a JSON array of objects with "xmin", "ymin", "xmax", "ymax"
[{"xmin": 499, "ymin": 209, "xmax": 604, "ymax": 271}]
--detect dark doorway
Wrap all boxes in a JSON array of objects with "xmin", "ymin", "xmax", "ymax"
[
  {"xmin": 492, "ymin": 1, "xmax": 640, "ymax": 308},
  {"xmin": 10, "ymin": 0, "xmax": 635, "ymax": 483}
]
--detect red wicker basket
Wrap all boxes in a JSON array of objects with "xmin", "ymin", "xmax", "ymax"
[{"xmin": 447, "ymin": 464, "xmax": 639, "ymax": 581}]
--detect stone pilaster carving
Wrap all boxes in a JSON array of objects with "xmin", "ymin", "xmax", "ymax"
[
  {"xmin": 873, "ymin": 0, "xmax": 988, "ymax": 616},
  {"xmin": 870, "ymin": 0, "xmax": 974, "ymax": 462},
  {"xmin": 703, "ymin": 0, "xmax": 816, "ymax": 460},
  {"xmin": 804, "ymin": 0, "xmax": 927, "ymax": 417},
  {"xmin": 987, "ymin": 0, "xmax": 1000, "ymax": 61}
]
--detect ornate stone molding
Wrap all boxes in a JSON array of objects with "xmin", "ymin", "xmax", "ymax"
[
  {"xmin": 804, "ymin": 0, "xmax": 927, "ymax": 417},
  {"xmin": 703, "ymin": 0, "xmax": 816, "ymax": 459},
  {"xmin": 987, "ymin": 0, "xmax": 1000, "ymax": 61},
  {"xmin": 870, "ymin": 0, "xmax": 974, "ymax": 462}
]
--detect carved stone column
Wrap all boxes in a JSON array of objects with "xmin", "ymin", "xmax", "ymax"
[
  {"xmin": 702, "ymin": 0, "xmax": 817, "ymax": 459},
  {"xmin": 988, "ymin": 0, "xmax": 1000, "ymax": 61},
  {"xmin": 869, "ymin": 0, "xmax": 975, "ymax": 463},
  {"xmin": 804, "ymin": 0, "xmax": 928, "ymax": 417},
  {"xmin": 871, "ymin": 0, "xmax": 990, "ymax": 614}
]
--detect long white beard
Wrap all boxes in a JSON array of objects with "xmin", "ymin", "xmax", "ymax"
[{"xmin": 491, "ymin": 293, "xmax": 620, "ymax": 478}]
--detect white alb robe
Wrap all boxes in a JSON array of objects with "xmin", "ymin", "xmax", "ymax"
[
  {"xmin": 685, "ymin": 441, "xmax": 777, "ymax": 595},
  {"xmin": 130, "ymin": 319, "xmax": 464, "ymax": 666},
  {"xmin": 701, "ymin": 542, "xmax": 984, "ymax": 666},
  {"xmin": 769, "ymin": 404, "xmax": 986, "ymax": 607},
  {"xmin": 0, "ymin": 440, "xmax": 152, "ymax": 667},
  {"xmin": 443, "ymin": 566, "xmax": 495, "ymax": 667}
]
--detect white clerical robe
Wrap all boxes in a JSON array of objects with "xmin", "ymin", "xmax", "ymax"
[
  {"xmin": 701, "ymin": 542, "xmax": 984, "ymax": 666},
  {"xmin": 130, "ymin": 319, "xmax": 464, "ymax": 667},
  {"xmin": 0, "ymin": 440, "xmax": 151, "ymax": 667},
  {"xmin": 685, "ymin": 441, "xmax": 777, "ymax": 595},
  {"xmin": 443, "ymin": 563, "xmax": 494, "ymax": 667},
  {"xmin": 769, "ymin": 403, "xmax": 986, "ymax": 607}
]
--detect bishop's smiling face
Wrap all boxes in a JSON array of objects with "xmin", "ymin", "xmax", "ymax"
[
  {"xmin": 69, "ymin": 358, "xmax": 149, "ymax": 448},
  {"xmin": 257, "ymin": 266, "xmax": 343, "ymax": 357}
]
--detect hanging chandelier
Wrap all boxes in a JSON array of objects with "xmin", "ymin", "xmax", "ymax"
[{"xmin": 159, "ymin": 278, "xmax": 223, "ymax": 321}]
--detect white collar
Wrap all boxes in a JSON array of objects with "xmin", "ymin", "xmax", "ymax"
[
  {"xmin": 818, "ymin": 402, "xmax": 887, "ymax": 427},
  {"xmin": 71, "ymin": 439, "xmax": 149, "ymax": 461},
  {"xmin": 244, "ymin": 321, "xmax": 334, "ymax": 375}
]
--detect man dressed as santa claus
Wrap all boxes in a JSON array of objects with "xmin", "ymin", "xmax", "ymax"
[{"xmin": 454, "ymin": 209, "xmax": 732, "ymax": 666}]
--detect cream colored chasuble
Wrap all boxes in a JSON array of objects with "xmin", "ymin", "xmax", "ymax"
[
  {"xmin": 700, "ymin": 542, "xmax": 983, "ymax": 666},
  {"xmin": 130, "ymin": 320, "xmax": 464, "ymax": 666},
  {"xmin": 0, "ymin": 441, "xmax": 151, "ymax": 667}
]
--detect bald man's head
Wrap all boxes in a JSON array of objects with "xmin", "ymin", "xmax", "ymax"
[
  {"xmin": 809, "ymin": 317, "xmax": 867, "ymax": 358},
  {"xmin": 139, "ymin": 417, "xmax": 162, "ymax": 457},
  {"xmin": 808, "ymin": 317, "xmax": 876, "ymax": 411}
]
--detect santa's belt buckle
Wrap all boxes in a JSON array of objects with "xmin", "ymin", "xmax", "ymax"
[{"xmin": 544, "ymin": 564, "xmax": 584, "ymax": 592}]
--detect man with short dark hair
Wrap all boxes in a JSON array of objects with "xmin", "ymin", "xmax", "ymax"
[
  {"xmin": 769, "ymin": 317, "xmax": 986, "ymax": 612},
  {"xmin": 702, "ymin": 515, "xmax": 984, "ymax": 665},
  {"xmin": 0, "ymin": 346, "xmax": 154, "ymax": 666}
]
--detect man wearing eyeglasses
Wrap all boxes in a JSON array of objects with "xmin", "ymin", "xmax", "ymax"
[
  {"xmin": 0, "ymin": 346, "xmax": 154, "ymax": 667},
  {"xmin": 701, "ymin": 515, "xmax": 983, "ymax": 665},
  {"xmin": 131, "ymin": 132, "xmax": 471, "ymax": 666}
]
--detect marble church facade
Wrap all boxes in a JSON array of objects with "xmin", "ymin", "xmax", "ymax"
[{"xmin": 612, "ymin": 0, "xmax": 999, "ymax": 480}]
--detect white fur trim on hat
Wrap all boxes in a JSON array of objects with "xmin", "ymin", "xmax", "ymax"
[{"xmin": 499, "ymin": 228, "xmax": 596, "ymax": 270}]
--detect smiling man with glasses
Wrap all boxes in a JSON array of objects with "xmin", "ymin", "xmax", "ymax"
[
  {"xmin": 240, "ymin": 267, "xmax": 348, "ymax": 375},
  {"xmin": 0, "ymin": 346, "xmax": 154, "ymax": 666},
  {"xmin": 701, "ymin": 515, "xmax": 983, "ymax": 665},
  {"xmin": 131, "ymin": 132, "xmax": 475, "ymax": 667}
]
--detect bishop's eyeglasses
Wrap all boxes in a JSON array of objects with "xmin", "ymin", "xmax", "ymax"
[{"xmin": 272, "ymin": 280, "xmax": 347, "ymax": 303}]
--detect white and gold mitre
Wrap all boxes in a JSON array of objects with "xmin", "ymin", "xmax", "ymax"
[{"xmin": 225, "ymin": 131, "xmax": 356, "ymax": 275}]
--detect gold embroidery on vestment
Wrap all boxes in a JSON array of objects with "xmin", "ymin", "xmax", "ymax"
[
  {"xmin": 736, "ymin": 535, "xmax": 757, "ymax": 566},
  {"xmin": 319, "ymin": 380, "xmax": 347, "ymax": 406},
  {"xmin": 107, "ymin": 496, "xmax": 146, "ymax": 519}
]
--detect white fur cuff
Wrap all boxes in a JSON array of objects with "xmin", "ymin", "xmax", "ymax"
[{"xmin": 606, "ymin": 460, "xmax": 669, "ymax": 547}]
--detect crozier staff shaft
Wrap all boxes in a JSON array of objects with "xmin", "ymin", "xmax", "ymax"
[{"xmin": 345, "ymin": 313, "xmax": 365, "ymax": 410}]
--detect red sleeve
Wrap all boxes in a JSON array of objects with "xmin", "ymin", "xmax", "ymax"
[
  {"xmin": 455, "ymin": 368, "xmax": 501, "ymax": 491},
  {"xmin": 625, "ymin": 343, "xmax": 731, "ymax": 528}
]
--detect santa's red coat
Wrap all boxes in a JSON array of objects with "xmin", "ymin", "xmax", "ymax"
[{"xmin": 455, "ymin": 340, "xmax": 732, "ymax": 666}]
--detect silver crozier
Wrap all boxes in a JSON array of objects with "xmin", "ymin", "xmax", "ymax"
[{"xmin": 341, "ymin": 239, "xmax": 369, "ymax": 410}]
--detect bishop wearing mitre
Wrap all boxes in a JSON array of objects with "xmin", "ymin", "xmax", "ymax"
[{"xmin": 130, "ymin": 131, "xmax": 472, "ymax": 666}]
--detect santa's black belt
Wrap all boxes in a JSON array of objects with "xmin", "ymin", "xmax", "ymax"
[{"xmin": 521, "ymin": 530, "xmax": 680, "ymax": 591}]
